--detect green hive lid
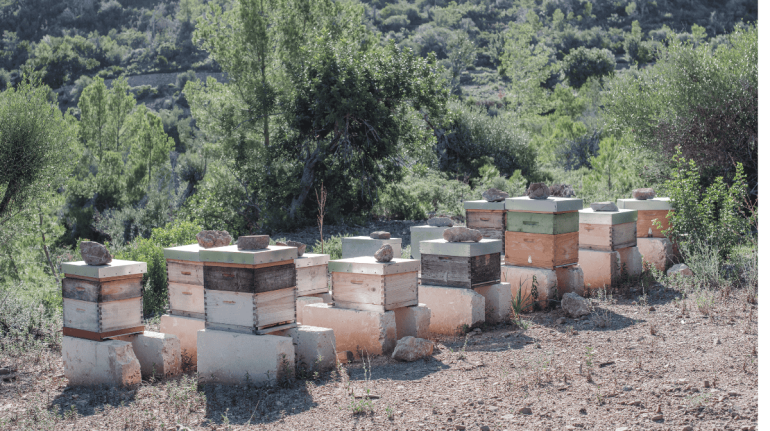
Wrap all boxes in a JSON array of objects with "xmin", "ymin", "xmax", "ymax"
[
  {"xmin": 163, "ymin": 243, "xmax": 206, "ymax": 261},
  {"xmin": 578, "ymin": 208, "xmax": 638, "ymax": 225},
  {"xmin": 505, "ymin": 196, "xmax": 584, "ymax": 213},
  {"xmin": 419, "ymin": 238, "xmax": 502, "ymax": 257},
  {"xmin": 328, "ymin": 256, "xmax": 419, "ymax": 275},
  {"xmin": 198, "ymin": 245, "xmax": 298, "ymax": 265}
]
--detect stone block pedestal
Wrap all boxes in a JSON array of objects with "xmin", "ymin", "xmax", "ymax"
[
  {"xmin": 637, "ymin": 237, "xmax": 674, "ymax": 271},
  {"xmin": 473, "ymin": 282, "xmax": 512, "ymax": 324},
  {"xmin": 113, "ymin": 331, "xmax": 181, "ymax": 379},
  {"xmin": 159, "ymin": 314, "xmax": 205, "ymax": 367},
  {"xmin": 555, "ymin": 264, "xmax": 585, "ymax": 297},
  {"xmin": 302, "ymin": 304, "xmax": 397, "ymax": 357},
  {"xmin": 62, "ymin": 336, "xmax": 141, "ymax": 387},
  {"xmin": 296, "ymin": 296, "xmax": 324, "ymax": 324},
  {"xmin": 501, "ymin": 265, "xmax": 557, "ymax": 311},
  {"xmin": 418, "ymin": 285, "xmax": 484, "ymax": 334},
  {"xmin": 393, "ymin": 304, "xmax": 431, "ymax": 339},
  {"xmin": 579, "ymin": 249, "xmax": 619, "ymax": 290}
]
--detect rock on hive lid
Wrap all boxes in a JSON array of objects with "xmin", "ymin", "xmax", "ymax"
[
  {"xmin": 163, "ymin": 243, "xmax": 207, "ymax": 262},
  {"xmin": 328, "ymin": 256, "xmax": 419, "ymax": 275},
  {"xmin": 198, "ymin": 245, "xmax": 298, "ymax": 265},
  {"xmin": 62, "ymin": 259, "xmax": 147, "ymax": 279},
  {"xmin": 419, "ymin": 238, "xmax": 502, "ymax": 257},
  {"xmin": 578, "ymin": 208, "xmax": 638, "ymax": 225},
  {"xmin": 505, "ymin": 196, "xmax": 583, "ymax": 213}
]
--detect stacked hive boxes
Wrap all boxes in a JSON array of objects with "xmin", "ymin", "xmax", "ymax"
[
  {"xmin": 341, "ymin": 235, "xmax": 402, "ymax": 259},
  {"xmin": 617, "ymin": 197, "xmax": 675, "ymax": 271},
  {"xmin": 578, "ymin": 208, "xmax": 642, "ymax": 289},
  {"xmin": 503, "ymin": 197, "xmax": 583, "ymax": 307},
  {"xmin": 464, "ymin": 200, "xmax": 506, "ymax": 261},
  {"xmin": 294, "ymin": 253, "xmax": 331, "ymax": 323}
]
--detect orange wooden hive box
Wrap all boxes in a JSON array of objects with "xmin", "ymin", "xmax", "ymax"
[
  {"xmin": 617, "ymin": 198, "xmax": 673, "ymax": 238},
  {"xmin": 577, "ymin": 208, "xmax": 638, "ymax": 251}
]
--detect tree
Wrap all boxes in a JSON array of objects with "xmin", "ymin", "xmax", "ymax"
[
  {"xmin": 0, "ymin": 75, "xmax": 75, "ymax": 231},
  {"xmin": 78, "ymin": 76, "xmax": 109, "ymax": 163},
  {"xmin": 446, "ymin": 31, "xmax": 476, "ymax": 94},
  {"xmin": 105, "ymin": 76, "xmax": 135, "ymax": 152},
  {"xmin": 499, "ymin": 21, "xmax": 556, "ymax": 116},
  {"xmin": 562, "ymin": 47, "xmax": 615, "ymax": 88},
  {"xmin": 126, "ymin": 105, "xmax": 175, "ymax": 201}
]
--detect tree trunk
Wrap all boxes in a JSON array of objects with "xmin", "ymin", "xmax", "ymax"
[
  {"xmin": 288, "ymin": 148, "xmax": 321, "ymax": 219},
  {"xmin": 39, "ymin": 212, "xmax": 59, "ymax": 283}
]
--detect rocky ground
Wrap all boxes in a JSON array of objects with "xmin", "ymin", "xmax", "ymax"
[{"xmin": 0, "ymin": 280, "xmax": 758, "ymax": 430}]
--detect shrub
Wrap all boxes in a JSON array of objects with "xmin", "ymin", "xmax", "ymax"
[
  {"xmin": 562, "ymin": 47, "xmax": 615, "ymax": 88},
  {"xmin": 310, "ymin": 234, "xmax": 350, "ymax": 260}
]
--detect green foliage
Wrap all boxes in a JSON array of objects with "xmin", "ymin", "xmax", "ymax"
[
  {"xmin": 310, "ymin": 234, "xmax": 349, "ymax": 261},
  {"xmin": 374, "ymin": 166, "xmax": 471, "ymax": 219},
  {"xmin": 562, "ymin": 47, "xmax": 615, "ymax": 88}
]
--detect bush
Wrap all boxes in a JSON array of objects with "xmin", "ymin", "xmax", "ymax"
[
  {"xmin": 562, "ymin": 47, "xmax": 615, "ymax": 88},
  {"xmin": 310, "ymin": 234, "xmax": 350, "ymax": 260},
  {"xmin": 374, "ymin": 166, "xmax": 472, "ymax": 220}
]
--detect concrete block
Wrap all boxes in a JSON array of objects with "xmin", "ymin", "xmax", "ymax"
[
  {"xmin": 311, "ymin": 292, "xmax": 333, "ymax": 303},
  {"xmin": 114, "ymin": 331, "xmax": 181, "ymax": 379},
  {"xmin": 159, "ymin": 314, "xmax": 205, "ymax": 366},
  {"xmin": 393, "ymin": 304, "xmax": 431, "ymax": 339},
  {"xmin": 579, "ymin": 249, "xmax": 619, "ymax": 290},
  {"xmin": 341, "ymin": 236, "xmax": 402, "ymax": 259},
  {"xmin": 501, "ymin": 265, "xmax": 557, "ymax": 311},
  {"xmin": 302, "ymin": 304, "xmax": 396, "ymax": 357},
  {"xmin": 617, "ymin": 246, "xmax": 643, "ymax": 278},
  {"xmin": 555, "ymin": 264, "xmax": 585, "ymax": 297},
  {"xmin": 296, "ymin": 296, "xmax": 324, "ymax": 324},
  {"xmin": 62, "ymin": 336, "xmax": 141, "ymax": 387},
  {"xmin": 637, "ymin": 237, "xmax": 674, "ymax": 271},
  {"xmin": 418, "ymin": 285, "xmax": 484, "ymax": 334},
  {"xmin": 284, "ymin": 325, "xmax": 337, "ymax": 372},
  {"xmin": 473, "ymin": 282, "xmax": 512, "ymax": 324},
  {"xmin": 197, "ymin": 329, "xmax": 294, "ymax": 385},
  {"xmin": 410, "ymin": 226, "xmax": 450, "ymax": 260}
]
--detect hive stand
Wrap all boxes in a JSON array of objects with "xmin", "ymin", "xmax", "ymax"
[
  {"xmin": 464, "ymin": 200, "xmax": 506, "ymax": 261},
  {"xmin": 419, "ymin": 239, "xmax": 502, "ymax": 289},
  {"xmin": 61, "ymin": 260, "xmax": 147, "ymax": 341},
  {"xmin": 617, "ymin": 197, "xmax": 676, "ymax": 270},
  {"xmin": 410, "ymin": 225, "xmax": 451, "ymax": 261},
  {"xmin": 62, "ymin": 336, "xmax": 141, "ymax": 387},
  {"xmin": 417, "ymin": 284, "xmax": 484, "ymax": 335},
  {"xmin": 341, "ymin": 236, "xmax": 402, "ymax": 259},
  {"xmin": 302, "ymin": 303, "xmax": 397, "ymax": 357},
  {"xmin": 200, "ymin": 245, "xmax": 298, "ymax": 334},
  {"xmin": 328, "ymin": 256, "xmax": 419, "ymax": 312}
]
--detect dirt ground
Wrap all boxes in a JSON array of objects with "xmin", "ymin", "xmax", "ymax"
[{"xmin": 0, "ymin": 280, "xmax": 758, "ymax": 431}]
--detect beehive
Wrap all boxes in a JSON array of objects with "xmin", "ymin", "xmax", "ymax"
[
  {"xmin": 578, "ymin": 209, "xmax": 638, "ymax": 251},
  {"xmin": 199, "ymin": 245, "xmax": 298, "ymax": 334},
  {"xmin": 163, "ymin": 244, "xmax": 206, "ymax": 319},
  {"xmin": 616, "ymin": 198, "xmax": 673, "ymax": 238},
  {"xmin": 504, "ymin": 197, "xmax": 582, "ymax": 269},
  {"xmin": 329, "ymin": 256, "xmax": 419, "ymax": 312},
  {"xmin": 295, "ymin": 253, "xmax": 329, "ymax": 296},
  {"xmin": 464, "ymin": 200, "xmax": 506, "ymax": 253},
  {"xmin": 61, "ymin": 260, "xmax": 147, "ymax": 341},
  {"xmin": 420, "ymin": 239, "xmax": 502, "ymax": 289}
]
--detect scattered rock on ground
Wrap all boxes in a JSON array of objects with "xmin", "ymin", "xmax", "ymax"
[
  {"xmin": 237, "ymin": 235, "xmax": 269, "ymax": 250},
  {"xmin": 561, "ymin": 292, "xmax": 590, "ymax": 318},
  {"xmin": 370, "ymin": 231, "xmax": 391, "ymax": 239},
  {"xmin": 550, "ymin": 183, "xmax": 576, "ymax": 197},
  {"xmin": 518, "ymin": 407, "xmax": 532, "ymax": 415},
  {"xmin": 197, "ymin": 230, "xmax": 231, "ymax": 248},
  {"xmin": 374, "ymin": 244, "xmax": 394, "ymax": 262},
  {"xmin": 80, "ymin": 241, "xmax": 112, "ymax": 266},
  {"xmin": 633, "ymin": 188, "xmax": 656, "ymax": 200},
  {"xmin": 667, "ymin": 263, "xmax": 694, "ymax": 277},
  {"xmin": 391, "ymin": 336, "xmax": 434, "ymax": 361},
  {"xmin": 526, "ymin": 182, "xmax": 550, "ymax": 200},
  {"xmin": 443, "ymin": 227, "xmax": 482, "ymax": 243},
  {"xmin": 427, "ymin": 217, "xmax": 453, "ymax": 227},
  {"xmin": 591, "ymin": 201, "xmax": 619, "ymax": 212},
  {"xmin": 482, "ymin": 188, "xmax": 509, "ymax": 202}
]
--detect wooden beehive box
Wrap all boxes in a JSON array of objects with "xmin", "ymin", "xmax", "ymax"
[
  {"xmin": 329, "ymin": 257, "xmax": 419, "ymax": 312},
  {"xmin": 163, "ymin": 244, "xmax": 207, "ymax": 319},
  {"xmin": 578, "ymin": 209, "xmax": 637, "ymax": 251},
  {"xmin": 504, "ymin": 197, "xmax": 582, "ymax": 269},
  {"xmin": 617, "ymin": 198, "xmax": 672, "ymax": 238},
  {"xmin": 464, "ymin": 200, "xmax": 506, "ymax": 251},
  {"xmin": 420, "ymin": 239, "xmax": 502, "ymax": 288},
  {"xmin": 61, "ymin": 260, "xmax": 147, "ymax": 341},
  {"xmin": 200, "ymin": 245, "xmax": 298, "ymax": 334},
  {"xmin": 295, "ymin": 253, "xmax": 329, "ymax": 296}
]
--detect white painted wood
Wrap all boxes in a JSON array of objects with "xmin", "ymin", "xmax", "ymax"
[
  {"xmin": 328, "ymin": 256, "xmax": 419, "ymax": 275},
  {"xmin": 578, "ymin": 208, "xmax": 638, "ymax": 225},
  {"xmin": 168, "ymin": 282, "xmax": 205, "ymax": 314},
  {"xmin": 504, "ymin": 197, "xmax": 584, "ymax": 212},
  {"xmin": 295, "ymin": 253, "xmax": 329, "ymax": 268},
  {"xmin": 162, "ymin": 244, "xmax": 206, "ymax": 262},
  {"xmin": 383, "ymin": 272, "xmax": 418, "ymax": 308},
  {"xmin": 61, "ymin": 259, "xmax": 147, "ymax": 279},
  {"xmin": 463, "ymin": 200, "xmax": 506, "ymax": 210},
  {"xmin": 205, "ymin": 290, "xmax": 255, "ymax": 327},
  {"xmin": 419, "ymin": 239, "xmax": 502, "ymax": 257},
  {"xmin": 100, "ymin": 298, "xmax": 143, "ymax": 332},
  {"xmin": 616, "ymin": 197, "xmax": 672, "ymax": 210},
  {"xmin": 199, "ymin": 245, "xmax": 298, "ymax": 265},
  {"xmin": 296, "ymin": 264, "xmax": 328, "ymax": 296},
  {"xmin": 166, "ymin": 261, "xmax": 204, "ymax": 285},
  {"xmin": 63, "ymin": 298, "xmax": 100, "ymax": 332},
  {"xmin": 254, "ymin": 287, "xmax": 296, "ymax": 327}
]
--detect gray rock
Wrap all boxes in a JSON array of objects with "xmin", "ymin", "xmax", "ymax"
[
  {"xmin": 237, "ymin": 235, "xmax": 270, "ymax": 250},
  {"xmin": 287, "ymin": 240, "xmax": 306, "ymax": 256},
  {"xmin": 370, "ymin": 231, "xmax": 391, "ymax": 239},
  {"xmin": 196, "ymin": 230, "xmax": 232, "ymax": 248},
  {"xmin": 667, "ymin": 263, "xmax": 694, "ymax": 277},
  {"xmin": 374, "ymin": 244, "xmax": 394, "ymax": 262},
  {"xmin": 526, "ymin": 182, "xmax": 550, "ymax": 200},
  {"xmin": 80, "ymin": 241, "xmax": 112, "ymax": 266},
  {"xmin": 482, "ymin": 188, "xmax": 509, "ymax": 202},
  {"xmin": 443, "ymin": 227, "xmax": 483, "ymax": 243},
  {"xmin": 518, "ymin": 407, "xmax": 532, "ymax": 415},
  {"xmin": 590, "ymin": 201, "xmax": 619, "ymax": 212},
  {"xmin": 561, "ymin": 292, "xmax": 590, "ymax": 318},
  {"xmin": 632, "ymin": 188, "xmax": 656, "ymax": 200},
  {"xmin": 549, "ymin": 183, "xmax": 576, "ymax": 197},
  {"xmin": 391, "ymin": 336, "xmax": 434, "ymax": 362},
  {"xmin": 427, "ymin": 217, "xmax": 453, "ymax": 227}
]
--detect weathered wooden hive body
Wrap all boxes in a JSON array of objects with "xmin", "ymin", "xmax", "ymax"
[
  {"xmin": 199, "ymin": 245, "xmax": 298, "ymax": 334},
  {"xmin": 420, "ymin": 239, "xmax": 502, "ymax": 289},
  {"xmin": 578, "ymin": 209, "xmax": 638, "ymax": 251},
  {"xmin": 61, "ymin": 260, "xmax": 147, "ymax": 341},
  {"xmin": 464, "ymin": 200, "xmax": 506, "ymax": 257},
  {"xmin": 295, "ymin": 253, "xmax": 330, "ymax": 296},
  {"xmin": 163, "ymin": 244, "xmax": 206, "ymax": 319},
  {"xmin": 329, "ymin": 257, "xmax": 419, "ymax": 312},
  {"xmin": 504, "ymin": 197, "xmax": 582, "ymax": 269},
  {"xmin": 616, "ymin": 198, "xmax": 673, "ymax": 238}
]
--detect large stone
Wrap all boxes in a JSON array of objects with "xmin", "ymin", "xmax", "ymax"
[
  {"xmin": 197, "ymin": 329, "xmax": 295, "ymax": 385},
  {"xmin": 113, "ymin": 331, "xmax": 181, "ymax": 379},
  {"xmin": 418, "ymin": 284, "xmax": 485, "ymax": 334},
  {"xmin": 296, "ymin": 296, "xmax": 324, "ymax": 324},
  {"xmin": 555, "ymin": 264, "xmax": 585, "ymax": 297},
  {"xmin": 427, "ymin": 217, "xmax": 453, "ymax": 227},
  {"xmin": 632, "ymin": 188, "xmax": 656, "ymax": 200},
  {"xmin": 394, "ymin": 304, "xmax": 431, "ymax": 339},
  {"xmin": 196, "ymin": 230, "xmax": 231, "ymax": 248},
  {"xmin": 287, "ymin": 240, "xmax": 306, "ymax": 256},
  {"xmin": 578, "ymin": 249, "xmax": 619, "ymax": 290},
  {"xmin": 501, "ymin": 265, "xmax": 558, "ymax": 311},
  {"xmin": 370, "ymin": 231, "xmax": 391, "ymax": 239},
  {"xmin": 391, "ymin": 337, "xmax": 434, "ymax": 362},
  {"xmin": 526, "ymin": 182, "xmax": 550, "ymax": 200},
  {"xmin": 667, "ymin": 263, "xmax": 694, "ymax": 277},
  {"xmin": 473, "ymin": 282, "xmax": 512, "ymax": 324},
  {"xmin": 62, "ymin": 336, "xmax": 141, "ymax": 387},
  {"xmin": 302, "ymin": 304, "xmax": 397, "ymax": 357},
  {"xmin": 443, "ymin": 227, "xmax": 483, "ymax": 243},
  {"xmin": 279, "ymin": 325, "xmax": 337, "ymax": 372},
  {"xmin": 374, "ymin": 244, "xmax": 394, "ymax": 262},
  {"xmin": 617, "ymin": 246, "xmax": 643, "ymax": 278},
  {"xmin": 237, "ymin": 235, "xmax": 269, "ymax": 250},
  {"xmin": 561, "ymin": 292, "xmax": 590, "ymax": 318},
  {"xmin": 159, "ymin": 314, "xmax": 205, "ymax": 367},
  {"xmin": 79, "ymin": 241, "xmax": 112, "ymax": 266},
  {"xmin": 550, "ymin": 184, "xmax": 576, "ymax": 198},
  {"xmin": 637, "ymin": 237, "xmax": 674, "ymax": 271},
  {"xmin": 590, "ymin": 201, "xmax": 619, "ymax": 212},
  {"xmin": 482, "ymin": 188, "xmax": 509, "ymax": 202}
]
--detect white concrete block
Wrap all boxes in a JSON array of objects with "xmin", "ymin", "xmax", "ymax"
[
  {"xmin": 302, "ymin": 304, "xmax": 396, "ymax": 357},
  {"xmin": 311, "ymin": 292, "xmax": 333, "ymax": 303},
  {"xmin": 637, "ymin": 237, "xmax": 674, "ymax": 271},
  {"xmin": 159, "ymin": 314, "xmax": 205, "ymax": 366},
  {"xmin": 284, "ymin": 325, "xmax": 337, "ymax": 372},
  {"xmin": 579, "ymin": 249, "xmax": 619, "ymax": 290},
  {"xmin": 341, "ymin": 236, "xmax": 402, "ymax": 259},
  {"xmin": 473, "ymin": 282, "xmax": 512, "ymax": 324},
  {"xmin": 114, "ymin": 331, "xmax": 181, "ymax": 379},
  {"xmin": 296, "ymin": 296, "xmax": 324, "ymax": 324},
  {"xmin": 393, "ymin": 304, "xmax": 431, "ymax": 339},
  {"xmin": 410, "ymin": 226, "xmax": 450, "ymax": 260},
  {"xmin": 62, "ymin": 336, "xmax": 141, "ymax": 387},
  {"xmin": 501, "ymin": 265, "xmax": 557, "ymax": 311},
  {"xmin": 418, "ymin": 285, "xmax": 484, "ymax": 335},
  {"xmin": 617, "ymin": 246, "xmax": 643, "ymax": 278},
  {"xmin": 555, "ymin": 264, "xmax": 585, "ymax": 297},
  {"xmin": 197, "ymin": 329, "xmax": 294, "ymax": 385}
]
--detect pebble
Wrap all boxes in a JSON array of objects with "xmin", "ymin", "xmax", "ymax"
[
  {"xmin": 651, "ymin": 414, "xmax": 664, "ymax": 421},
  {"xmin": 681, "ymin": 426, "xmax": 693, "ymax": 431},
  {"xmin": 518, "ymin": 407, "xmax": 532, "ymax": 415}
]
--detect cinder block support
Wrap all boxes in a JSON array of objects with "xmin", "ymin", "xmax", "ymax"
[
  {"xmin": 159, "ymin": 314, "xmax": 205, "ymax": 366},
  {"xmin": 473, "ymin": 282, "xmax": 512, "ymax": 324},
  {"xmin": 284, "ymin": 325, "xmax": 337, "ymax": 372},
  {"xmin": 637, "ymin": 237, "xmax": 674, "ymax": 271},
  {"xmin": 302, "ymin": 304, "xmax": 396, "ymax": 357},
  {"xmin": 617, "ymin": 246, "xmax": 643, "ymax": 278},
  {"xmin": 555, "ymin": 265, "xmax": 585, "ymax": 298},
  {"xmin": 393, "ymin": 304, "xmax": 431, "ymax": 339},
  {"xmin": 114, "ymin": 331, "xmax": 181, "ymax": 379},
  {"xmin": 197, "ymin": 329, "xmax": 294, "ymax": 385},
  {"xmin": 579, "ymin": 249, "xmax": 619, "ymax": 290},
  {"xmin": 418, "ymin": 285, "xmax": 484, "ymax": 335},
  {"xmin": 62, "ymin": 336, "xmax": 141, "ymax": 387},
  {"xmin": 501, "ymin": 265, "xmax": 557, "ymax": 311},
  {"xmin": 296, "ymin": 296, "xmax": 324, "ymax": 324}
]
